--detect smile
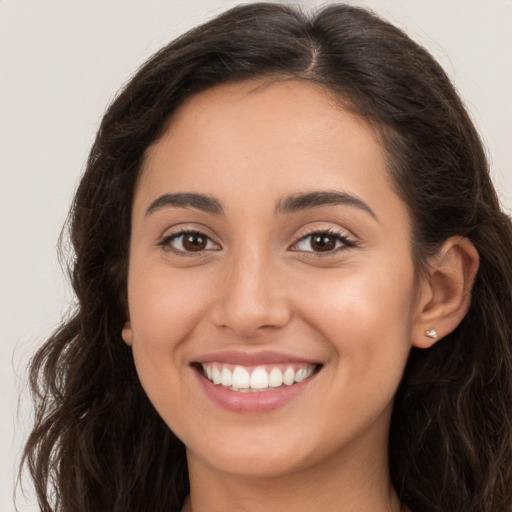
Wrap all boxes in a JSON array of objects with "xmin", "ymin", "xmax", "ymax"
[
  {"xmin": 192, "ymin": 353, "xmax": 323, "ymax": 413},
  {"xmin": 200, "ymin": 362, "xmax": 319, "ymax": 392}
]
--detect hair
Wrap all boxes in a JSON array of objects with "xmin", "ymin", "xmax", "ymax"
[{"xmin": 20, "ymin": 3, "xmax": 512, "ymax": 512}]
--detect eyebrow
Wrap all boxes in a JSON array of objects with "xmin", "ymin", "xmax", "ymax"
[
  {"xmin": 275, "ymin": 190, "xmax": 378, "ymax": 221},
  {"xmin": 146, "ymin": 193, "xmax": 224, "ymax": 216},
  {"xmin": 145, "ymin": 190, "xmax": 377, "ymax": 221}
]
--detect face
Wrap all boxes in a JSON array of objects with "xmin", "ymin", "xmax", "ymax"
[{"xmin": 123, "ymin": 80, "xmax": 423, "ymax": 479}]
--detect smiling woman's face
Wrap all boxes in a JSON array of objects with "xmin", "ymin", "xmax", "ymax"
[{"xmin": 122, "ymin": 80, "xmax": 424, "ymax": 480}]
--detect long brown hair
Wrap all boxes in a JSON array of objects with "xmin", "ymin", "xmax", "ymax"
[{"xmin": 21, "ymin": 4, "xmax": 512, "ymax": 511}]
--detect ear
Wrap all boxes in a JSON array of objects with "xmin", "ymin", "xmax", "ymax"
[
  {"xmin": 412, "ymin": 237, "xmax": 479, "ymax": 349},
  {"xmin": 122, "ymin": 320, "xmax": 133, "ymax": 346}
]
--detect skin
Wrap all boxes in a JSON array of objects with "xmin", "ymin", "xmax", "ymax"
[{"xmin": 122, "ymin": 80, "xmax": 478, "ymax": 512}]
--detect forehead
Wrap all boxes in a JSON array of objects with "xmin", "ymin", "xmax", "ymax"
[
  {"xmin": 158, "ymin": 79, "xmax": 372, "ymax": 156},
  {"xmin": 136, "ymin": 79, "xmax": 402, "ymax": 223}
]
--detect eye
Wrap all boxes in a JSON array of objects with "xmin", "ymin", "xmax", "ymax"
[
  {"xmin": 160, "ymin": 230, "xmax": 220, "ymax": 254},
  {"xmin": 291, "ymin": 231, "xmax": 355, "ymax": 254}
]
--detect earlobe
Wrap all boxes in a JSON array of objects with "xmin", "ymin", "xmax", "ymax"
[
  {"xmin": 122, "ymin": 321, "xmax": 133, "ymax": 346},
  {"xmin": 412, "ymin": 237, "xmax": 479, "ymax": 349}
]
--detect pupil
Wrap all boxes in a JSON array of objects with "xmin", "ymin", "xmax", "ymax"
[
  {"xmin": 312, "ymin": 235, "xmax": 336, "ymax": 252},
  {"xmin": 183, "ymin": 233, "xmax": 206, "ymax": 251}
]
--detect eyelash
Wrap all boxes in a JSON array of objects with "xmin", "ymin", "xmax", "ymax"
[
  {"xmin": 290, "ymin": 228, "xmax": 357, "ymax": 256},
  {"xmin": 158, "ymin": 229, "xmax": 220, "ymax": 256},
  {"xmin": 158, "ymin": 227, "xmax": 357, "ymax": 256}
]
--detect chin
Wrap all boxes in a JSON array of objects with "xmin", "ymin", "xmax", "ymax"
[
  {"xmin": 185, "ymin": 422, "xmax": 328, "ymax": 480},
  {"xmin": 197, "ymin": 447, "xmax": 309, "ymax": 479}
]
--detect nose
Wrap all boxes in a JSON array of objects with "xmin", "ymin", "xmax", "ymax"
[{"xmin": 211, "ymin": 248, "xmax": 292, "ymax": 339}]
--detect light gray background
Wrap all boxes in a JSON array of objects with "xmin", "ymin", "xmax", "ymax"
[{"xmin": 1, "ymin": 1, "xmax": 511, "ymax": 510}]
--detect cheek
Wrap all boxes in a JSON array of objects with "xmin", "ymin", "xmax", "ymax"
[
  {"xmin": 296, "ymin": 260, "xmax": 416, "ymax": 380},
  {"xmin": 125, "ymin": 268, "xmax": 211, "ymax": 407},
  {"xmin": 302, "ymin": 259, "xmax": 415, "ymax": 328},
  {"xmin": 126, "ymin": 266, "xmax": 213, "ymax": 421},
  {"xmin": 128, "ymin": 266, "xmax": 209, "ymax": 346}
]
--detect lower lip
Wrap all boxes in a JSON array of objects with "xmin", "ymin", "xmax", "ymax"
[{"xmin": 194, "ymin": 368, "xmax": 317, "ymax": 413}]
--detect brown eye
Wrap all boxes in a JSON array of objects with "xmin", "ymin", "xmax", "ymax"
[
  {"xmin": 292, "ymin": 231, "xmax": 355, "ymax": 254},
  {"xmin": 162, "ymin": 231, "xmax": 219, "ymax": 253},
  {"xmin": 182, "ymin": 232, "xmax": 207, "ymax": 251},
  {"xmin": 310, "ymin": 234, "xmax": 337, "ymax": 252}
]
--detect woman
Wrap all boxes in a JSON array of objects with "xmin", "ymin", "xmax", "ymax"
[{"xmin": 22, "ymin": 3, "xmax": 512, "ymax": 511}]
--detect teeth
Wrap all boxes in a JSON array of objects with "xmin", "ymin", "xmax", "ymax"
[
  {"xmin": 221, "ymin": 367, "xmax": 232, "ymax": 387},
  {"xmin": 201, "ymin": 363, "xmax": 317, "ymax": 391},
  {"xmin": 283, "ymin": 367, "xmax": 295, "ymax": 386},
  {"xmin": 212, "ymin": 366, "xmax": 222, "ymax": 385},
  {"xmin": 268, "ymin": 367, "xmax": 283, "ymax": 388},
  {"xmin": 295, "ymin": 367, "xmax": 313, "ymax": 383},
  {"xmin": 250, "ymin": 368, "xmax": 269, "ymax": 389},
  {"xmin": 232, "ymin": 365, "xmax": 250, "ymax": 389}
]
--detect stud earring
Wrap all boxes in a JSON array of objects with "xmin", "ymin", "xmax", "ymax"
[{"xmin": 425, "ymin": 329, "xmax": 438, "ymax": 340}]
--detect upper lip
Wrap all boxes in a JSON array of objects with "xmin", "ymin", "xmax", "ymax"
[{"xmin": 193, "ymin": 350, "xmax": 319, "ymax": 367}]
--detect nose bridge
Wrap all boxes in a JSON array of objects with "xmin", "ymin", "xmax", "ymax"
[{"xmin": 213, "ymin": 242, "xmax": 290, "ymax": 337}]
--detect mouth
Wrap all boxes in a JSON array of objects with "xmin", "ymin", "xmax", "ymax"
[{"xmin": 193, "ymin": 362, "xmax": 322, "ymax": 393}]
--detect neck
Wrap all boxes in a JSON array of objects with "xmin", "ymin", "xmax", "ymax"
[{"xmin": 184, "ymin": 433, "xmax": 402, "ymax": 512}]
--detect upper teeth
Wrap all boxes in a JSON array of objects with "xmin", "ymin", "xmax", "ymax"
[{"xmin": 202, "ymin": 363, "xmax": 316, "ymax": 391}]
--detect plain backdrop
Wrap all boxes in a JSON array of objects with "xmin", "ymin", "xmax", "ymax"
[{"xmin": 1, "ymin": 1, "xmax": 511, "ymax": 510}]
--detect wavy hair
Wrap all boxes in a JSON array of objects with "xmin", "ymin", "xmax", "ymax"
[{"xmin": 21, "ymin": 3, "xmax": 512, "ymax": 512}]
